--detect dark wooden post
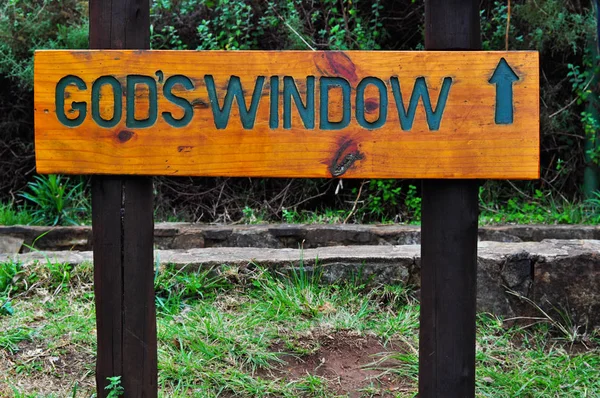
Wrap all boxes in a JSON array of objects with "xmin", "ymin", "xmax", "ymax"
[
  {"xmin": 90, "ymin": 1, "xmax": 157, "ymax": 397},
  {"xmin": 419, "ymin": 1, "xmax": 481, "ymax": 397}
]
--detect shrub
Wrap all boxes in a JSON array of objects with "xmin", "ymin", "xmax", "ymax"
[{"xmin": 20, "ymin": 175, "xmax": 89, "ymax": 226}]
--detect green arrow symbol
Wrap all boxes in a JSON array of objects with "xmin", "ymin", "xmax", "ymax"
[{"xmin": 488, "ymin": 58, "xmax": 519, "ymax": 124}]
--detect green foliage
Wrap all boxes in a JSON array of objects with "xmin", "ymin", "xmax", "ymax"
[
  {"xmin": 0, "ymin": 261, "xmax": 21, "ymax": 316},
  {"xmin": 196, "ymin": 0, "xmax": 262, "ymax": 50},
  {"xmin": 151, "ymin": 0, "xmax": 387, "ymax": 52},
  {"xmin": 280, "ymin": 208, "xmax": 350, "ymax": 224},
  {"xmin": 0, "ymin": 260, "xmax": 23, "ymax": 296},
  {"xmin": 474, "ymin": 314, "xmax": 600, "ymax": 397},
  {"xmin": 281, "ymin": 207, "xmax": 298, "ymax": 223},
  {"xmin": 241, "ymin": 205, "xmax": 266, "ymax": 224},
  {"xmin": 294, "ymin": 374, "xmax": 329, "ymax": 396},
  {"xmin": 568, "ymin": 48, "xmax": 600, "ymax": 165},
  {"xmin": 479, "ymin": 184, "xmax": 600, "ymax": 224},
  {"xmin": 513, "ymin": 0, "xmax": 594, "ymax": 53},
  {"xmin": 151, "ymin": 0, "xmax": 278, "ymax": 51},
  {"xmin": 362, "ymin": 180, "xmax": 402, "ymax": 219},
  {"xmin": 154, "ymin": 264, "xmax": 232, "ymax": 315},
  {"xmin": 105, "ymin": 376, "xmax": 125, "ymax": 398},
  {"xmin": 1, "ymin": 257, "xmax": 78, "ymax": 310},
  {"xmin": 315, "ymin": 0, "xmax": 385, "ymax": 50},
  {"xmin": 0, "ymin": 0, "xmax": 88, "ymax": 90},
  {"xmin": 0, "ymin": 259, "xmax": 35, "ymax": 316},
  {"xmin": 480, "ymin": 1, "xmax": 522, "ymax": 50},
  {"xmin": 46, "ymin": 262, "xmax": 73, "ymax": 292},
  {"xmin": 0, "ymin": 299, "xmax": 14, "ymax": 316},
  {"xmin": 251, "ymin": 265, "xmax": 327, "ymax": 319},
  {"xmin": 481, "ymin": 0, "xmax": 595, "ymax": 52},
  {"xmin": 353, "ymin": 181, "xmax": 420, "ymax": 223},
  {"xmin": 404, "ymin": 184, "xmax": 421, "ymax": 223},
  {"xmin": 20, "ymin": 174, "xmax": 89, "ymax": 226},
  {"xmin": 0, "ymin": 326, "xmax": 34, "ymax": 353},
  {"xmin": 278, "ymin": 0, "xmax": 312, "ymax": 50},
  {"xmin": 0, "ymin": 202, "xmax": 33, "ymax": 225}
]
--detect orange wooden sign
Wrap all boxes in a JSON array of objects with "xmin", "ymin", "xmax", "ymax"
[{"xmin": 34, "ymin": 50, "xmax": 539, "ymax": 178}]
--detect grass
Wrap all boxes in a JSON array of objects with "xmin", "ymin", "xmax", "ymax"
[
  {"xmin": 0, "ymin": 202, "xmax": 34, "ymax": 226},
  {"xmin": 478, "ymin": 193, "xmax": 600, "ymax": 225},
  {"xmin": 0, "ymin": 260, "xmax": 599, "ymax": 397}
]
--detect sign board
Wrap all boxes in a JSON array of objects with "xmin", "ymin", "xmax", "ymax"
[{"xmin": 34, "ymin": 50, "xmax": 539, "ymax": 179}]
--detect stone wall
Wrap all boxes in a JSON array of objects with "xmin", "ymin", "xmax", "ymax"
[
  {"xmin": 1, "ymin": 224, "xmax": 599, "ymax": 330},
  {"xmin": 3, "ymin": 223, "xmax": 600, "ymax": 252}
]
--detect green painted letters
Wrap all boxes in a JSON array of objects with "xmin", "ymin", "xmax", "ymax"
[
  {"xmin": 356, "ymin": 77, "xmax": 387, "ymax": 130},
  {"xmin": 391, "ymin": 76, "xmax": 453, "ymax": 131},
  {"xmin": 162, "ymin": 75, "xmax": 194, "ymax": 127},
  {"xmin": 283, "ymin": 76, "xmax": 315, "ymax": 129},
  {"xmin": 126, "ymin": 75, "xmax": 158, "ymax": 129},
  {"xmin": 92, "ymin": 76, "xmax": 122, "ymax": 128},
  {"xmin": 56, "ymin": 75, "xmax": 87, "ymax": 127},
  {"xmin": 269, "ymin": 76, "xmax": 279, "ymax": 129},
  {"xmin": 205, "ymin": 75, "xmax": 265, "ymax": 129},
  {"xmin": 319, "ymin": 77, "xmax": 351, "ymax": 130},
  {"xmin": 54, "ymin": 73, "xmax": 457, "ymax": 132}
]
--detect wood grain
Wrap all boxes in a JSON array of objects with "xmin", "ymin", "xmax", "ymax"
[
  {"xmin": 89, "ymin": 1, "xmax": 157, "ymax": 397},
  {"xmin": 420, "ymin": 1, "xmax": 480, "ymax": 397},
  {"xmin": 34, "ymin": 50, "xmax": 539, "ymax": 179}
]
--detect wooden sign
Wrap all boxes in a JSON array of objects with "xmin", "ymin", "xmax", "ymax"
[{"xmin": 34, "ymin": 50, "xmax": 539, "ymax": 179}]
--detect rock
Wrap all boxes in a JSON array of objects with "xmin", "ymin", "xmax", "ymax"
[
  {"xmin": 0, "ymin": 226, "xmax": 92, "ymax": 252},
  {"xmin": 227, "ymin": 227, "xmax": 282, "ymax": 248},
  {"xmin": 3, "ymin": 223, "xmax": 600, "ymax": 251},
  {"xmin": 304, "ymin": 225, "xmax": 378, "ymax": 247},
  {"xmin": 478, "ymin": 229, "xmax": 522, "ymax": 242},
  {"xmin": 534, "ymin": 252, "xmax": 600, "ymax": 331},
  {"xmin": 500, "ymin": 251, "xmax": 533, "ymax": 297},
  {"xmin": 485, "ymin": 225, "xmax": 600, "ymax": 241},
  {"xmin": 371, "ymin": 225, "xmax": 421, "ymax": 245},
  {"xmin": 477, "ymin": 257, "xmax": 515, "ymax": 317},
  {"xmin": 153, "ymin": 223, "xmax": 187, "ymax": 249},
  {"xmin": 202, "ymin": 226, "xmax": 233, "ymax": 243},
  {"xmin": 171, "ymin": 232, "xmax": 205, "ymax": 250},
  {"xmin": 0, "ymin": 235, "xmax": 24, "ymax": 254}
]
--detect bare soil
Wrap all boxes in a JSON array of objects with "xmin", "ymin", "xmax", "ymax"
[
  {"xmin": 0, "ymin": 340, "xmax": 95, "ymax": 397},
  {"xmin": 260, "ymin": 330, "xmax": 416, "ymax": 397}
]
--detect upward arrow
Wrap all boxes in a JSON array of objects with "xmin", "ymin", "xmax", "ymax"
[{"xmin": 489, "ymin": 58, "xmax": 519, "ymax": 124}]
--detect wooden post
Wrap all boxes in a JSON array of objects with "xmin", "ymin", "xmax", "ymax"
[
  {"xmin": 90, "ymin": 1, "xmax": 157, "ymax": 397},
  {"xmin": 419, "ymin": 1, "xmax": 481, "ymax": 397}
]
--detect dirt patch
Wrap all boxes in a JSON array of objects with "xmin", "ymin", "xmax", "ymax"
[
  {"xmin": 0, "ymin": 340, "xmax": 95, "ymax": 397},
  {"xmin": 260, "ymin": 330, "xmax": 416, "ymax": 397}
]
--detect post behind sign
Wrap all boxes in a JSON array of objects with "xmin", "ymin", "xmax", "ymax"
[
  {"xmin": 420, "ymin": 0, "xmax": 480, "ymax": 397},
  {"xmin": 89, "ymin": 1, "xmax": 157, "ymax": 397}
]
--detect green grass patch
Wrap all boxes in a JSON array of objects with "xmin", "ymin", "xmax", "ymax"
[
  {"xmin": 0, "ymin": 202, "xmax": 34, "ymax": 226},
  {"xmin": 0, "ymin": 261, "xmax": 598, "ymax": 397}
]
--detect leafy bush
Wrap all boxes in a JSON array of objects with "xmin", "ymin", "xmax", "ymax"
[
  {"xmin": 0, "ymin": 0, "xmax": 88, "ymax": 90},
  {"xmin": 20, "ymin": 175, "xmax": 89, "ymax": 226}
]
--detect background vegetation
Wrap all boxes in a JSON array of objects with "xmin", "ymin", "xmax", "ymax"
[{"xmin": 1, "ymin": 0, "xmax": 599, "ymax": 225}]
